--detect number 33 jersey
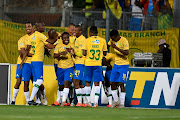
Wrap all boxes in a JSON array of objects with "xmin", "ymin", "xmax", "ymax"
[{"xmin": 84, "ymin": 36, "xmax": 107, "ymax": 66}]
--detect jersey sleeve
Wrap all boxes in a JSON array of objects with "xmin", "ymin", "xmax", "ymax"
[
  {"xmin": 18, "ymin": 37, "xmax": 25, "ymax": 50},
  {"xmin": 108, "ymin": 39, "xmax": 112, "ymax": 46},
  {"xmin": 105, "ymin": 53, "xmax": 111, "ymax": 60},
  {"xmin": 103, "ymin": 40, "xmax": 107, "ymax": 51},
  {"xmin": 39, "ymin": 33, "xmax": 48, "ymax": 45},
  {"xmin": 84, "ymin": 39, "xmax": 87, "ymax": 50}
]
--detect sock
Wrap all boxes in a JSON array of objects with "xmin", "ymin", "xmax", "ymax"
[
  {"xmin": 120, "ymin": 92, "xmax": 126, "ymax": 105},
  {"xmin": 94, "ymin": 86, "xmax": 100, "ymax": 104},
  {"xmin": 24, "ymin": 91, "xmax": 29, "ymax": 102},
  {"xmin": 107, "ymin": 87, "xmax": 112, "ymax": 105},
  {"xmin": 36, "ymin": 97, "xmax": 41, "ymax": 104},
  {"xmin": 75, "ymin": 88, "xmax": 82, "ymax": 104},
  {"xmin": 112, "ymin": 90, "xmax": 118, "ymax": 102},
  {"xmin": 62, "ymin": 88, "xmax": 69, "ymax": 102},
  {"xmin": 29, "ymin": 79, "xmax": 43, "ymax": 101},
  {"xmin": 60, "ymin": 91, "xmax": 63, "ymax": 103},
  {"xmin": 82, "ymin": 88, "xmax": 87, "ymax": 104},
  {"xmin": 85, "ymin": 86, "xmax": 91, "ymax": 103},
  {"xmin": 12, "ymin": 88, "xmax": 19, "ymax": 102},
  {"xmin": 56, "ymin": 90, "xmax": 60, "ymax": 103}
]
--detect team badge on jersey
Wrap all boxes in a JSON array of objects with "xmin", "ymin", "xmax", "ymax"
[
  {"xmin": 95, "ymin": 40, "xmax": 100, "ymax": 44},
  {"xmin": 32, "ymin": 36, "xmax": 35, "ymax": 41}
]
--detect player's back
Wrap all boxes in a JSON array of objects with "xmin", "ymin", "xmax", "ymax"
[{"xmin": 85, "ymin": 36, "xmax": 107, "ymax": 66}]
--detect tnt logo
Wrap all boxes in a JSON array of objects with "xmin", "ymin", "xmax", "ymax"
[{"xmin": 128, "ymin": 71, "xmax": 180, "ymax": 107}]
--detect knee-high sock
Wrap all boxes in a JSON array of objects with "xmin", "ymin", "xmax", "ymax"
[
  {"xmin": 75, "ymin": 88, "xmax": 82, "ymax": 104},
  {"xmin": 62, "ymin": 88, "xmax": 69, "ymax": 102},
  {"xmin": 24, "ymin": 91, "xmax": 29, "ymax": 102},
  {"xmin": 107, "ymin": 87, "xmax": 112, "ymax": 105},
  {"xmin": 12, "ymin": 88, "xmax": 19, "ymax": 102},
  {"xmin": 82, "ymin": 88, "xmax": 87, "ymax": 104},
  {"xmin": 111, "ymin": 90, "xmax": 118, "ymax": 102},
  {"xmin": 56, "ymin": 90, "xmax": 61, "ymax": 103},
  {"xmin": 94, "ymin": 86, "xmax": 100, "ymax": 104},
  {"xmin": 29, "ymin": 79, "xmax": 43, "ymax": 101},
  {"xmin": 84, "ymin": 86, "xmax": 91, "ymax": 103}
]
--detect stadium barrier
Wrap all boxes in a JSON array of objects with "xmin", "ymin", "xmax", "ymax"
[
  {"xmin": 0, "ymin": 63, "xmax": 11, "ymax": 105},
  {"xmin": 125, "ymin": 67, "xmax": 180, "ymax": 109}
]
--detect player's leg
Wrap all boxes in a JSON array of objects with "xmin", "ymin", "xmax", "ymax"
[
  {"xmin": 28, "ymin": 62, "xmax": 44, "ymax": 105},
  {"xmin": 52, "ymin": 67, "xmax": 64, "ymax": 106},
  {"xmin": 11, "ymin": 64, "xmax": 22, "ymax": 105},
  {"xmin": 118, "ymin": 65, "xmax": 129, "ymax": 107},
  {"xmin": 109, "ymin": 64, "xmax": 120, "ymax": 108},
  {"xmin": 73, "ymin": 64, "xmax": 84, "ymax": 106},
  {"xmin": 22, "ymin": 63, "xmax": 32, "ymax": 104},
  {"xmin": 61, "ymin": 67, "xmax": 74, "ymax": 106},
  {"xmin": 84, "ymin": 66, "xmax": 93, "ymax": 107},
  {"xmin": 105, "ymin": 70, "xmax": 112, "ymax": 107},
  {"xmin": 93, "ymin": 66, "xmax": 104, "ymax": 107}
]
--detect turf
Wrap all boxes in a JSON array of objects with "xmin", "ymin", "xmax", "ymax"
[{"xmin": 0, "ymin": 105, "xmax": 179, "ymax": 120}]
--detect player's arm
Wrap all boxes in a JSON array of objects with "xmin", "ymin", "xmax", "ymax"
[
  {"xmin": 111, "ymin": 41, "xmax": 129, "ymax": 55},
  {"xmin": 19, "ymin": 45, "xmax": 31, "ymax": 69}
]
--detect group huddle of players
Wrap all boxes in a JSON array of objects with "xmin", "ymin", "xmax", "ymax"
[{"xmin": 11, "ymin": 22, "xmax": 129, "ymax": 108}]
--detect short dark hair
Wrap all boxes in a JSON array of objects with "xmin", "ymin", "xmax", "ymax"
[
  {"xmin": 110, "ymin": 29, "xmax": 119, "ymax": 37},
  {"xmin": 90, "ymin": 26, "xmax": 98, "ymax": 34},
  {"xmin": 75, "ymin": 25, "xmax": 82, "ymax": 31},
  {"xmin": 25, "ymin": 21, "xmax": 33, "ymax": 26},
  {"xmin": 61, "ymin": 32, "xmax": 69, "ymax": 37}
]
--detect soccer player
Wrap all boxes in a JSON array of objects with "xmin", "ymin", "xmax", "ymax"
[
  {"xmin": 11, "ymin": 22, "xmax": 34, "ymax": 105},
  {"xmin": 35, "ymin": 22, "xmax": 48, "ymax": 105},
  {"xmin": 83, "ymin": 26, "xmax": 107, "ymax": 107},
  {"xmin": 73, "ymin": 25, "xmax": 87, "ymax": 107},
  {"xmin": 19, "ymin": 27, "xmax": 56, "ymax": 105},
  {"xmin": 54, "ymin": 32, "xmax": 74, "ymax": 106},
  {"xmin": 102, "ymin": 53, "xmax": 115, "ymax": 107},
  {"xmin": 109, "ymin": 29, "xmax": 129, "ymax": 108}
]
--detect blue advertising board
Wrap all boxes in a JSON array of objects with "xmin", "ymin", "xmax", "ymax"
[{"xmin": 125, "ymin": 68, "xmax": 180, "ymax": 109}]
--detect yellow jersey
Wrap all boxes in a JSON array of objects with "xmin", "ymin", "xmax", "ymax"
[
  {"xmin": 54, "ymin": 42, "xmax": 74, "ymax": 69},
  {"xmin": 113, "ymin": 36, "xmax": 129, "ymax": 65},
  {"xmin": 85, "ymin": 36, "xmax": 107, "ymax": 66},
  {"xmin": 105, "ymin": 53, "xmax": 115, "ymax": 67},
  {"xmin": 28, "ymin": 31, "xmax": 48, "ymax": 62},
  {"xmin": 54, "ymin": 39, "xmax": 61, "ymax": 64},
  {"xmin": 17, "ymin": 34, "xmax": 31, "ymax": 64},
  {"xmin": 74, "ymin": 35, "xmax": 86, "ymax": 65}
]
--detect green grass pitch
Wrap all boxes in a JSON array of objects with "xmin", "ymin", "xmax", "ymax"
[{"xmin": 0, "ymin": 105, "xmax": 179, "ymax": 120}]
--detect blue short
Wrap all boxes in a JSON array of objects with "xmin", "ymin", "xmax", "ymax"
[
  {"xmin": 16, "ymin": 64, "xmax": 23, "ymax": 79},
  {"xmin": 105, "ymin": 70, "xmax": 112, "ymax": 81},
  {"xmin": 57, "ymin": 67, "xmax": 74, "ymax": 85},
  {"xmin": 73, "ymin": 64, "xmax": 84, "ymax": 81},
  {"xmin": 110, "ymin": 64, "xmax": 129, "ymax": 83},
  {"xmin": 31, "ymin": 61, "xmax": 43, "ymax": 82},
  {"xmin": 21, "ymin": 63, "xmax": 32, "ymax": 81},
  {"xmin": 84, "ymin": 66, "xmax": 103, "ymax": 82}
]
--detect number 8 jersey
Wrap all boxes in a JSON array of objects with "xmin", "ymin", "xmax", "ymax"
[{"xmin": 84, "ymin": 36, "xmax": 107, "ymax": 66}]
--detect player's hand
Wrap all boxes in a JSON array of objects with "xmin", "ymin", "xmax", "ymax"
[
  {"xmin": 111, "ymin": 41, "xmax": 117, "ymax": 48},
  {"xmin": 19, "ymin": 62, "xmax": 23, "ymax": 69},
  {"xmin": 66, "ymin": 47, "xmax": 71, "ymax": 53},
  {"xmin": 60, "ymin": 51, "xmax": 68, "ymax": 55}
]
